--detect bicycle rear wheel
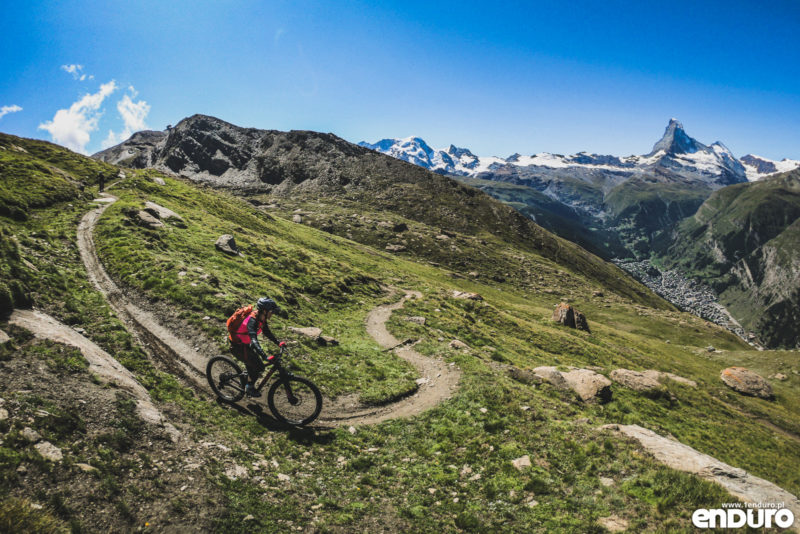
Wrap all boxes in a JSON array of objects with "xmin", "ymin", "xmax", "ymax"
[
  {"xmin": 267, "ymin": 376, "xmax": 323, "ymax": 426},
  {"xmin": 206, "ymin": 356, "xmax": 245, "ymax": 402}
]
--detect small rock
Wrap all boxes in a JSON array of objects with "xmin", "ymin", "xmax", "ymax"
[
  {"xmin": 0, "ymin": 408, "xmax": 7, "ymax": 421},
  {"xmin": 512, "ymin": 455, "xmax": 531, "ymax": 471},
  {"xmin": 144, "ymin": 201, "xmax": 183, "ymax": 222},
  {"xmin": 215, "ymin": 235, "xmax": 241, "ymax": 256},
  {"xmin": 769, "ymin": 373, "xmax": 787, "ymax": 381},
  {"xmin": 348, "ymin": 426, "xmax": 357, "ymax": 435},
  {"xmin": 385, "ymin": 244, "xmax": 407, "ymax": 252},
  {"xmin": 526, "ymin": 498, "xmax": 539, "ymax": 508},
  {"xmin": 706, "ymin": 345, "xmax": 716, "ymax": 352},
  {"xmin": 405, "ymin": 316, "xmax": 426, "ymax": 325},
  {"xmin": 16, "ymin": 465, "xmax": 27, "ymax": 474},
  {"xmin": 289, "ymin": 326, "xmax": 323, "ymax": 339},
  {"xmin": 449, "ymin": 339, "xmax": 470, "ymax": 350},
  {"xmin": 224, "ymin": 464, "xmax": 249, "ymax": 480},
  {"xmin": 720, "ymin": 367, "xmax": 773, "ymax": 399},
  {"xmin": 0, "ymin": 329, "xmax": 10, "ymax": 344},
  {"xmin": 202, "ymin": 316, "xmax": 211, "ymax": 321},
  {"xmin": 277, "ymin": 473, "xmax": 291, "ymax": 482},
  {"xmin": 292, "ymin": 214, "xmax": 303, "ymax": 223},
  {"xmin": 76, "ymin": 463, "xmax": 98, "ymax": 472},
  {"xmin": 30, "ymin": 503, "xmax": 43, "ymax": 510},
  {"xmin": 599, "ymin": 477, "xmax": 614, "ymax": 487},
  {"xmin": 21, "ymin": 427, "xmax": 42, "ymax": 442},
  {"xmin": 479, "ymin": 407, "xmax": 487, "ymax": 414},
  {"xmin": 435, "ymin": 234, "xmax": 450, "ymax": 241},
  {"xmin": 152, "ymin": 177, "xmax": 166, "ymax": 186},
  {"xmin": 532, "ymin": 367, "xmax": 570, "ymax": 390},
  {"xmin": 415, "ymin": 377, "xmax": 429, "ymax": 386},
  {"xmin": 137, "ymin": 210, "xmax": 163, "ymax": 229},
  {"xmin": 507, "ymin": 367, "xmax": 541, "ymax": 386},
  {"xmin": 243, "ymin": 515, "xmax": 255, "ymax": 521},
  {"xmin": 34, "ymin": 441, "xmax": 63, "ymax": 462}
]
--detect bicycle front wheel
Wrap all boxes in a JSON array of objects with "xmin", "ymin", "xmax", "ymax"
[
  {"xmin": 206, "ymin": 356, "xmax": 245, "ymax": 402},
  {"xmin": 267, "ymin": 376, "xmax": 323, "ymax": 426}
]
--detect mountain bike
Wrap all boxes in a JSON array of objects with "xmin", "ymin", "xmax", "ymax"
[{"xmin": 206, "ymin": 345, "xmax": 322, "ymax": 426}]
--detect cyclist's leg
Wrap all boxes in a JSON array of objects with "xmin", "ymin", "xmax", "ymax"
[{"xmin": 241, "ymin": 346, "xmax": 265, "ymax": 386}]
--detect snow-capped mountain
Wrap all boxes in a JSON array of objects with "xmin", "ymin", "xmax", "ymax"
[
  {"xmin": 740, "ymin": 154, "xmax": 800, "ymax": 181},
  {"xmin": 360, "ymin": 119, "xmax": 756, "ymax": 187}
]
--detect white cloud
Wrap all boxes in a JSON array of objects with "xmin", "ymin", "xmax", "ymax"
[
  {"xmin": 38, "ymin": 81, "xmax": 118, "ymax": 154},
  {"xmin": 61, "ymin": 64, "xmax": 89, "ymax": 81},
  {"xmin": 0, "ymin": 105, "xmax": 23, "ymax": 120},
  {"xmin": 101, "ymin": 87, "xmax": 151, "ymax": 149}
]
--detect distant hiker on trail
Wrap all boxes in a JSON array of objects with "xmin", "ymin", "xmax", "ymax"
[
  {"xmin": 98, "ymin": 172, "xmax": 105, "ymax": 192},
  {"xmin": 227, "ymin": 297, "xmax": 284, "ymax": 397}
]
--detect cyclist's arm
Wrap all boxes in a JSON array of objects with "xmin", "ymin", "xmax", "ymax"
[{"xmin": 247, "ymin": 317, "xmax": 269, "ymax": 359}]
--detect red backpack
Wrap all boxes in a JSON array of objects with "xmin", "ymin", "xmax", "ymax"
[{"xmin": 227, "ymin": 305, "xmax": 253, "ymax": 343}]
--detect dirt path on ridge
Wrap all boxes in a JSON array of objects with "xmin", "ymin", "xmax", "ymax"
[
  {"xmin": 318, "ymin": 289, "xmax": 461, "ymax": 425},
  {"xmin": 77, "ymin": 194, "xmax": 210, "ymax": 391},
  {"xmin": 78, "ymin": 194, "xmax": 460, "ymax": 427}
]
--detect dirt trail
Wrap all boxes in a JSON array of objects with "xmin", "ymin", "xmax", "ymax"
[
  {"xmin": 603, "ymin": 424, "xmax": 800, "ymax": 531},
  {"xmin": 77, "ymin": 194, "xmax": 210, "ymax": 390},
  {"xmin": 79, "ymin": 194, "xmax": 460, "ymax": 426},
  {"xmin": 319, "ymin": 290, "xmax": 461, "ymax": 425},
  {"xmin": 8, "ymin": 309, "xmax": 180, "ymax": 441}
]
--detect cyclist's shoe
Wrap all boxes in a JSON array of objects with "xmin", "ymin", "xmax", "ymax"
[{"xmin": 245, "ymin": 383, "xmax": 261, "ymax": 398}]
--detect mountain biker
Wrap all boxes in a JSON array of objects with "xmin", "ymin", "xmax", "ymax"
[{"xmin": 230, "ymin": 297, "xmax": 284, "ymax": 397}]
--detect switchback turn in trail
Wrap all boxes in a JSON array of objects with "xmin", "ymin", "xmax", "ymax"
[{"xmin": 77, "ymin": 194, "xmax": 460, "ymax": 427}]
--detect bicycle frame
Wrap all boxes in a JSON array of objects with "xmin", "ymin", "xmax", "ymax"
[{"xmin": 253, "ymin": 346, "xmax": 295, "ymax": 394}]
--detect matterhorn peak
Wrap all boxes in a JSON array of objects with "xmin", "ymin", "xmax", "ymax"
[{"xmin": 650, "ymin": 118, "xmax": 704, "ymax": 156}]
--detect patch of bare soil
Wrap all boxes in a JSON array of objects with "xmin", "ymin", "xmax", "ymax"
[{"xmin": 0, "ymin": 329, "xmax": 226, "ymax": 532}]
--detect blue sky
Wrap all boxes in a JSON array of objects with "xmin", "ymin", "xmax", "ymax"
[{"xmin": 1, "ymin": 0, "xmax": 798, "ymax": 159}]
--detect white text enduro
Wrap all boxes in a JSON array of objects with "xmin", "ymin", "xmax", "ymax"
[{"xmin": 692, "ymin": 503, "xmax": 794, "ymax": 529}]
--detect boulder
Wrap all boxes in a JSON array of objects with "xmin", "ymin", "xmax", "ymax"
[
  {"xmin": 292, "ymin": 214, "xmax": 303, "ymax": 223},
  {"xmin": 385, "ymin": 244, "xmax": 407, "ymax": 252},
  {"xmin": 561, "ymin": 369, "xmax": 612, "ymax": 402},
  {"xmin": 610, "ymin": 369, "xmax": 662, "ymax": 391},
  {"xmin": 720, "ymin": 367, "xmax": 773, "ymax": 399},
  {"xmin": 34, "ymin": 441, "xmax": 63, "ymax": 462},
  {"xmin": 0, "ymin": 408, "xmax": 8, "ymax": 421},
  {"xmin": 449, "ymin": 340, "xmax": 470, "ymax": 350},
  {"xmin": 289, "ymin": 326, "xmax": 323, "ymax": 340},
  {"xmin": 0, "ymin": 329, "xmax": 9, "ymax": 345},
  {"xmin": 215, "ymin": 234, "xmax": 240, "ymax": 256},
  {"xmin": 144, "ymin": 201, "xmax": 184, "ymax": 223},
  {"xmin": 552, "ymin": 302, "xmax": 575, "ymax": 328},
  {"xmin": 452, "ymin": 290, "xmax": 483, "ymax": 301},
  {"xmin": 642, "ymin": 370, "xmax": 697, "ymax": 388},
  {"xmin": 533, "ymin": 366, "xmax": 570, "ymax": 390},
  {"xmin": 405, "ymin": 316, "xmax": 426, "ymax": 325},
  {"xmin": 137, "ymin": 210, "xmax": 163, "ymax": 229},
  {"xmin": 506, "ymin": 367, "xmax": 542, "ymax": 386},
  {"xmin": 552, "ymin": 302, "xmax": 590, "ymax": 332}
]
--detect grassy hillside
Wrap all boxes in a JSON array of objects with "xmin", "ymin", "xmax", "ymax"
[{"xmin": 2, "ymin": 133, "xmax": 799, "ymax": 532}]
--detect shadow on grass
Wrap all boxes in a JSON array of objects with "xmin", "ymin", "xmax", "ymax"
[{"xmin": 213, "ymin": 398, "xmax": 336, "ymax": 445}]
